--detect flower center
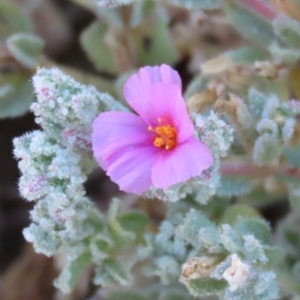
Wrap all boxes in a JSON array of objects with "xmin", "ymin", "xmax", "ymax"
[{"xmin": 148, "ymin": 124, "xmax": 177, "ymax": 150}]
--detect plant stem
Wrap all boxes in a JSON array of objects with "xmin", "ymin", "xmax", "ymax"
[
  {"xmin": 240, "ymin": 0, "xmax": 278, "ymax": 21},
  {"xmin": 220, "ymin": 162, "xmax": 300, "ymax": 179}
]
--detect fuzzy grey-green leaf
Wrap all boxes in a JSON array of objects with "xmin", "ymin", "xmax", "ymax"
[
  {"xmin": 274, "ymin": 16, "xmax": 300, "ymax": 48},
  {"xmin": 138, "ymin": 12, "xmax": 178, "ymax": 66},
  {"xmin": 171, "ymin": 0, "xmax": 221, "ymax": 10},
  {"xmin": 0, "ymin": 73, "xmax": 34, "ymax": 118},
  {"xmin": 225, "ymin": 1, "xmax": 277, "ymax": 47},
  {"xmin": 234, "ymin": 217, "xmax": 271, "ymax": 243},
  {"xmin": 54, "ymin": 253, "xmax": 92, "ymax": 293},
  {"xmin": 6, "ymin": 33, "xmax": 44, "ymax": 69},
  {"xmin": 187, "ymin": 277, "xmax": 227, "ymax": 296},
  {"xmin": 0, "ymin": 0, "xmax": 33, "ymax": 36},
  {"xmin": 80, "ymin": 21, "xmax": 118, "ymax": 74},
  {"xmin": 93, "ymin": 0, "xmax": 136, "ymax": 7}
]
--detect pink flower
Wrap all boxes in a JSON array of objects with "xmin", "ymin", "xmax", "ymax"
[{"xmin": 92, "ymin": 65, "xmax": 213, "ymax": 194}]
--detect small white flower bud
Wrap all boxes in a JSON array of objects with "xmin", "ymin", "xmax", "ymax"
[{"xmin": 222, "ymin": 254, "xmax": 249, "ymax": 292}]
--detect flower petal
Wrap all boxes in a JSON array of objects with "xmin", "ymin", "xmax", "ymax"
[
  {"xmin": 92, "ymin": 111, "xmax": 153, "ymax": 170},
  {"xmin": 123, "ymin": 65, "xmax": 182, "ymax": 122},
  {"xmin": 145, "ymin": 82, "xmax": 194, "ymax": 143},
  {"xmin": 151, "ymin": 137, "xmax": 213, "ymax": 189},
  {"xmin": 106, "ymin": 145, "xmax": 158, "ymax": 194}
]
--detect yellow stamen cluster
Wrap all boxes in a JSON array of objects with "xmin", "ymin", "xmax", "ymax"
[{"xmin": 148, "ymin": 124, "xmax": 177, "ymax": 150}]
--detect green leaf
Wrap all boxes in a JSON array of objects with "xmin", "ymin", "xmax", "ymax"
[
  {"xmin": 94, "ymin": 258, "xmax": 133, "ymax": 286},
  {"xmin": 138, "ymin": 11, "xmax": 178, "ymax": 65},
  {"xmin": 80, "ymin": 21, "xmax": 118, "ymax": 74},
  {"xmin": 288, "ymin": 184, "xmax": 300, "ymax": 215},
  {"xmin": 107, "ymin": 290, "xmax": 150, "ymax": 300},
  {"xmin": 0, "ymin": 0, "xmax": 33, "ymax": 36},
  {"xmin": 118, "ymin": 211, "xmax": 148, "ymax": 237},
  {"xmin": 291, "ymin": 0, "xmax": 300, "ymax": 5},
  {"xmin": 94, "ymin": 0, "xmax": 136, "ymax": 7},
  {"xmin": 227, "ymin": 46, "xmax": 268, "ymax": 64},
  {"xmin": 222, "ymin": 204, "xmax": 260, "ymax": 224},
  {"xmin": 269, "ymin": 43, "xmax": 300, "ymax": 64},
  {"xmin": 283, "ymin": 143, "xmax": 300, "ymax": 167},
  {"xmin": 90, "ymin": 235, "xmax": 113, "ymax": 260},
  {"xmin": 130, "ymin": 0, "xmax": 155, "ymax": 27},
  {"xmin": 234, "ymin": 217, "xmax": 271, "ymax": 243},
  {"xmin": 220, "ymin": 224, "xmax": 243, "ymax": 253},
  {"xmin": 274, "ymin": 16, "xmax": 300, "ymax": 48},
  {"xmin": 171, "ymin": 0, "xmax": 221, "ymax": 10},
  {"xmin": 58, "ymin": 64, "xmax": 117, "ymax": 96},
  {"xmin": 6, "ymin": 33, "xmax": 44, "ymax": 69},
  {"xmin": 248, "ymin": 88, "xmax": 268, "ymax": 118},
  {"xmin": 154, "ymin": 255, "xmax": 181, "ymax": 284},
  {"xmin": 177, "ymin": 210, "xmax": 218, "ymax": 247},
  {"xmin": 184, "ymin": 74, "xmax": 210, "ymax": 99},
  {"xmin": 186, "ymin": 277, "xmax": 227, "ymax": 297},
  {"xmin": 217, "ymin": 176, "xmax": 253, "ymax": 197},
  {"xmin": 114, "ymin": 70, "xmax": 135, "ymax": 103},
  {"xmin": 159, "ymin": 287, "xmax": 194, "ymax": 300},
  {"xmin": 107, "ymin": 198, "xmax": 135, "ymax": 244},
  {"xmin": 253, "ymin": 134, "xmax": 282, "ymax": 166},
  {"xmin": 95, "ymin": 7, "xmax": 124, "ymax": 27},
  {"xmin": 0, "ymin": 73, "xmax": 34, "ymax": 118},
  {"xmin": 264, "ymin": 245, "xmax": 282, "ymax": 266},
  {"xmin": 0, "ymin": 85, "xmax": 13, "ymax": 98},
  {"xmin": 225, "ymin": 1, "xmax": 277, "ymax": 48},
  {"xmin": 54, "ymin": 253, "xmax": 92, "ymax": 293}
]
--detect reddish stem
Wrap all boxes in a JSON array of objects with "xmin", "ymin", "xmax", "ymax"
[
  {"xmin": 220, "ymin": 162, "xmax": 300, "ymax": 179},
  {"xmin": 240, "ymin": 0, "xmax": 278, "ymax": 21}
]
